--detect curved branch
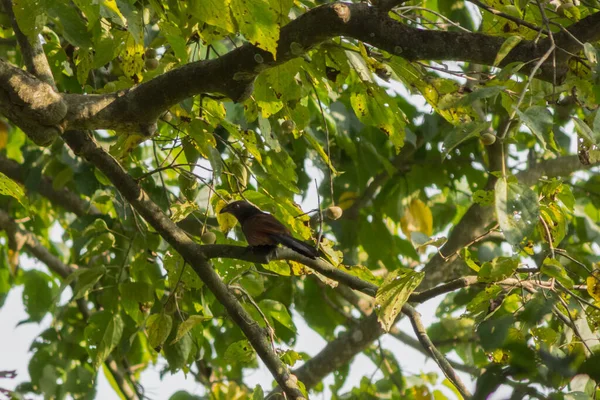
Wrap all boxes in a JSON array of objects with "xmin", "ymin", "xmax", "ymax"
[
  {"xmin": 404, "ymin": 304, "xmax": 472, "ymax": 399},
  {"xmin": 61, "ymin": 130, "xmax": 306, "ymax": 400},
  {"xmin": 61, "ymin": 4, "xmax": 596, "ymax": 131},
  {"xmin": 0, "ymin": 60, "xmax": 65, "ymax": 146},
  {"xmin": 2, "ymin": 3, "xmax": 599, "ymax": 142}
]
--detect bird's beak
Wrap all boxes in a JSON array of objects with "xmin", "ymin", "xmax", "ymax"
[{"xmin": 219, "ymin": 204, "xmax": 232, "ymax": 214}]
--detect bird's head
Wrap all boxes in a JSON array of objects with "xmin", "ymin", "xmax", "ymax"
[{"xmin": 219, "ymin": 200, "xmax": 261, "ymax": 221}]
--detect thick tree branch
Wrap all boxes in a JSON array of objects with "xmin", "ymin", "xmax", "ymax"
[
  {"xmin": 0, "ymin": 60, "xmax": 66, "ymax": 146},
  {"xmin": 2, "ymin": 4, "xmax": 599, "ymax": 144},
  {"xmin": 0, "ymin": 209, "xmax": 140, "ymax": 400},
  {"xmin": 61, "ymin": 130, "xmax": 306, "ymax": 400}
]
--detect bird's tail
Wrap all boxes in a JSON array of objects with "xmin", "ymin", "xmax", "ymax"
[{"xmin": 273, "ymin": 234, "xmax": 318, "ymax": 259}]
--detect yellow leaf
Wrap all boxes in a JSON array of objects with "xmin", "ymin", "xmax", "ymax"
[
  {"xmin": 120, "ymin": 33, "xmax": 144, "ymax": 82},
  {"xmin": 400, "ymin": 199, "xmax": 433, "ymax": 237},
  {"xmin": 338, "ymin": 191, "xmax": 358, "ymax": 210},
  {"xmin": 587, "ymin": 268, "xmax": 600, "ymax": 302},
  {"xmin": 0, "ymin": 120, "xmax": 9, "ymax": 149},
  {"xmin": 215, "ymin": 200, "xmax": 238, "ymax": 233},
  {"xmin": 289, "ymin": 261, "xmax": 311, "ymax": 276}
]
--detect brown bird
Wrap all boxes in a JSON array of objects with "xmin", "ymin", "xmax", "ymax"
[{"xmin": 220, "ymin": 200, "xmax": 318, "ymax": 259}]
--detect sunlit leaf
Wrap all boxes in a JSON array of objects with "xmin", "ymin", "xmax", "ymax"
[
  {"xmin": 376, "ymin": 269, "xmax": 424, "ymax": 332},
  {"xmin": 0, "ymin": 171, "xmax": 28, "ymax": 209},
  {"xmin": 494, "ymin": 36, "xmax": 523, "ymax": 66},
  {"xmin": 401, "ymin": 199, "xmax": 433, "ymax": 237},
  {"xmin": 224, "ymin": 339, "xmax": 256, "ymax": 363},
  {"xmin": 495, "ymin": 178, "xmax": 539, "ymax": 246},
  {"xmin": 146, "ymin": 313, "xmax": 173, "ymax": 350}
]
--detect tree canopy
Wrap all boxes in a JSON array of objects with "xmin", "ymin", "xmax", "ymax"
[{"xmin": 1, "ymin": 0, "xmax": 600, "ymax": 398}]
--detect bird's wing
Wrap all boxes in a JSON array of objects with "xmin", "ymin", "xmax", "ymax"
[{"xmin": 242, "ymin": 213, "xmax": 289, "ymax": 246}]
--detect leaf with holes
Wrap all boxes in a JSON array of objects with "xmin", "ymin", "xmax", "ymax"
[
  {"xmin": 495, "ymin": 178, "xmax": 539, "ymax": 246},
  {"xmin": 0, "ymin": 172, "xmax": 28, "ymax": 209},
  {"xmin": 224, "ymin": 339, "xmax": 256, "ymax": 364},
  {"xmin": 375, "ymin": 269, "xmax": 424, "ymax": 332},
  {"xmin": 146, "ymin": 313, "xmax": 172, "ymax": 350}
]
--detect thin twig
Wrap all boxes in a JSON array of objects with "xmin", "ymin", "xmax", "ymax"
[
  {"xmin": 315, "ymin": 179, "xmax": 324, "ymax": 253},
  {"xmin": 304, "ymin": 70, "xmax": 335, "ymax": 203},
  {"xmin": 403, "ymin": 304, "xmax": 472, "ymax": 399}
]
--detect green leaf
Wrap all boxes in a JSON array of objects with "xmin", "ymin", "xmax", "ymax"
[
  {"xmin": 441, "ymin": 122, "xmax": 489, "ymax": 160},
  {"xmin": 375, "ymin": 269, "xmax": 424, "ymax": 332},
  {"xmin": 94, "ymin": 313, "xmax": 124, "ymax": 368},
  {"xmin": 189, "ymin": 0, "xmax": 235, "ymax": 33},
  {"xmin": 583, "ymin": 42, "xmax": 598, "ymax": 64},
  {"xmin": 81, "ymin": 232, "xmax": 115, "ymax": 258},
  {"xmin": 579, "ymin": 352, "xmax": 600, "ymax": 381},
  {"xmin": 541, "ymin": 258, "xmax": 574, "ymax": 288},
  {"xmin": 0, "ymin": 171, "xmax": 28, "ymax": 209},
  {"xmin": 224, "ymin": 339, "xmax": 256, "ymax": 363},
  {"xmin": 495, "ymin": 178, "xmax": 539, "ymax": 246},
  {"xmin": 350, "ymin": 83, "xmax": 406, "ymax": 152},
  {"xmin": 340, "ymin": 265, "xmax": 383, "ymax": 286},
  {"xmin": 146, "ymin": 313, "xmax": 173, "ymax": 349},
  {"xmin": 473, "ymin": 190, "xmax": 495, "ymax": 206},
  {"xmin": 252, "ymin": 385, "xmax": 265, "ymax": 400},
  {"xmin": 46, "ymin": 0, "xmax": 92, "ymax": 48},
  {"xmin": 303, "ymin": 130, "xmax": 338, "ymax": 176},
  {"xmin": 22, "ymin": 270, "xmax": 56, "ymax": 322},
  {"xmin": 461, "ymin": 248, "xmax": 481, "ymax": 272},
  {"xmin": 279, "ymin": 349, "xmax": 305, "ymax": 367},
  {"xmin": 163, "ymin": 251, "xmax": 203, "ymax": 290},
  {"xmin": 171, "ymin": 315, "xmax": 211, "ymax": 344},
  {"xmin": 231, "ymin": 0, "xmax": 280, "ymax": 58},
  {"xmin": 12, "ymin": 0, "xmax": 47, "ymax": 38},
  {"xmin": 455, "ymin": 86, "xmax": 505, "ymax": 107},
  {"xmin": 494, "ymin": 36, "xmax": 523, "ymax": 66},
  {"xmin": 259, "ymin": 299, "xmax": 296, "ymax": 333},
  {"xmin": 477, "ymin": 315, "xmax": 515, "ymax": 351},
  {"xmin": 72, "ymin": 266, "xmax": 106, "ymax": 299},
  {"xmin": 169, "ymin": 201, "xmax": 199, "ymax": 223},
  {"xmin": 539, "ymin": 204, "xmax": 567, "ymax": 247},
  {"xmin": 515, "ymin": 106, "xmax": 555, "ymax": 150},
  {"xmin": 120, "ymin": 281, "xmax": 154, "ymax": 322},
  {"xmin": 478, "ymin": 257, "xmax": 518, "ymax": 282},
  {"xmin": 573, "ymin": 117, "xmax": 599, "ymax": 145},
  {"xmin": 164, "ymin": 327, "xmax": 193, "ymax": 371}
]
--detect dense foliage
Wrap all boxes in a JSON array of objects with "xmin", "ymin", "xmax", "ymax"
[{"xmin": 0, "ymin": 0, "xmax": 600, "ymax": 399}]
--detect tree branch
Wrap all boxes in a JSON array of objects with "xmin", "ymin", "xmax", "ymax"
[
  {"xmin": 61, "ymin": 130, "xmax": 306, "ymax": 400},
  {"xmin": 1, "ymin": 4, "xmax": 598, "ymax": 144},
  {"xmin": 0, "ymin": 60, "xmax": 65, "ymax": 146},
  {"xmin": 289, "ymin": 153, "xmax": 597, "ymax": 389},
  {"xmin": 0, "ymin": 153, "xmax": 211, "ymax": 236},
  {"xmin": 403, "ymin": 304, "xmax": 472, "ymax": 399}
]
